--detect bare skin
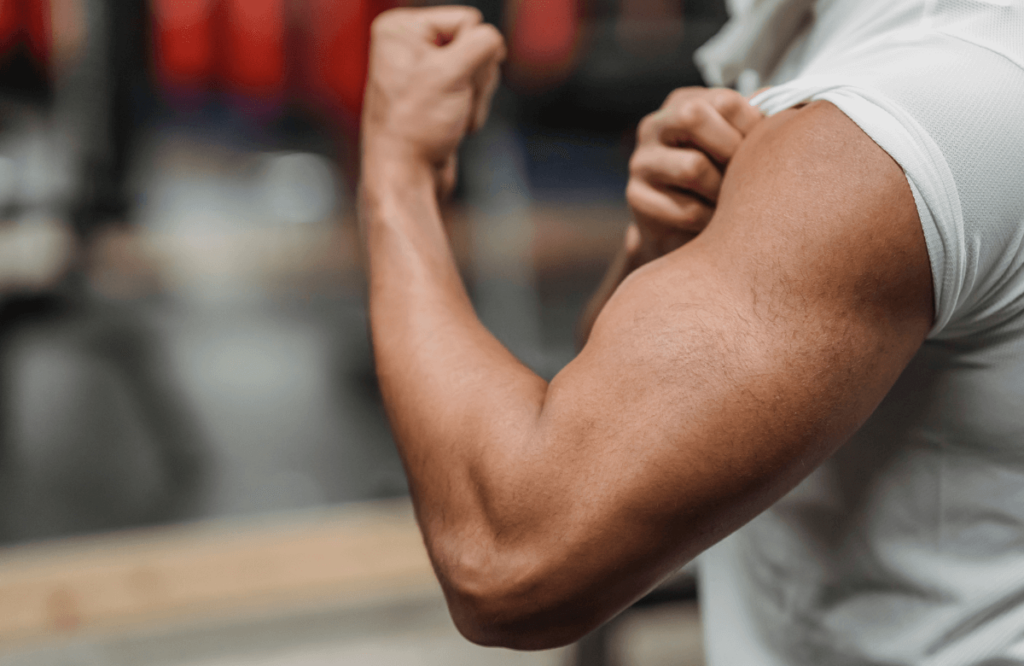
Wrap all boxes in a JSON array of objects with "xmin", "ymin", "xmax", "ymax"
[
  {"xmin": 578, "ymin": 86, "xmax": 764, "ymax": 346},
  {"xmin": 360, "ymin": 6, "xmax": 934, "ymax": 651}
]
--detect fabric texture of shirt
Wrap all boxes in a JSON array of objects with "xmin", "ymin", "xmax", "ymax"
[{"xmin": 695, "ymin": 1, "xmax": 1024, "ymax": 664}]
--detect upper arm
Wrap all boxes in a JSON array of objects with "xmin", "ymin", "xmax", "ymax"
[{"xmin": 459, "ymin": 101, "xmax": 934, "ymax": 647}]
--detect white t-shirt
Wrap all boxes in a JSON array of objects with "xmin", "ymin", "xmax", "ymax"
[{"xmin": 695, "ymin": 1, "xmax": 1024, "ymax": 664}]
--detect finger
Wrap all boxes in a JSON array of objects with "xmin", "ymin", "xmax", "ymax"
[
  {"xmin": 626, "ymin": 178, "xmax": 715, "ymax": 233},
  {"xmin": 656, "ymin": 102, "xmax": 745, "ymax": 166},
  {"xmin": 624, "ymin": 223, "xmax": 642, "ymax": 256},
  {"xmin": 371, "ymin": 6, "xmax": 481, "ymax": 47},
  {"xmin": 707, "ymin": 88, "xmax": 764, "ymax": 136},
  {"xmin": 630, "ymin": 145, "xmax": 722, "ymax": 203},
  {"xmin": 469, "ymin": 59, "xmax": 501, "ymax": 133},
  {"xmin": 446, "ymin": 23, "xmax": 507, "ymax": 77},
  {"xmin": 413, "ymin": 5, "xmax": 484, "ymax": 43}
]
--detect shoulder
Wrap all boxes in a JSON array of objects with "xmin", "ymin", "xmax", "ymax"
[
  {"xmin": 667, "ymin": 100, "xmax": 934, "ymax": 335},
  {"xmin": 762, "ymin": 32, "xmax": 1024, "ymax": 336}
]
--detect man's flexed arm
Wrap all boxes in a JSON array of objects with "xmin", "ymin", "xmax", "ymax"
[
  {"xmin": 360, "ymin": 10, "xmax": 551, "ymax": 643},
  {"xmin": 361, "ymin": 7, "xmax": 934, "ymax": 651}
]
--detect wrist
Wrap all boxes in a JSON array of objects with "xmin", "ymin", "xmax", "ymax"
[
  {"xmin": 632, "ymin": 219, "xmax": 698, "ymax": 263},
  {"xmin": 358, "ymin": 149, "xmax": 446, "ymax": 256},
  {"xmin": 363, "ymin": 129, "xmax": 460, "ymax": 197},
  {"xmin": 624, "ymin": 224, "xmax": 660, "ymax": 270},
  {"xmin": 361, "ymin": 146, "xmax": 436, "ymax": 196}
]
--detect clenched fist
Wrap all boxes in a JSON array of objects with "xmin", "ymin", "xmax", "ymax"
[
  {"xmin": 627, "ymin": 87, "xmax": 763, "ymax": 259},
  {"xmin": 362, "ymin": 6, "xmax": 506, "ymax": 198}
]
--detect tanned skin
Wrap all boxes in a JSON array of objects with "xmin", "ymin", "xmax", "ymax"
[
  {"xmin": 360, "ymin": 6, "xmax": 934, "ymax": 650},
  {"xmin": 578, "ymin": 85, "xmax": 764, "ymax": 346}
]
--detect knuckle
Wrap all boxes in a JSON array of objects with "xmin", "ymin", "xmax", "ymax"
[
  {"xmin": 671, "ymin": 105, "xmax": 697, "ymax": 132},
  {"xmin": 372, "ymin": 7, "xmax": 404, "ymax": 29},
  {"xmin": 625, "ymin": 179, "xmax": 646, "ymax": 205},
  {"xmin": 481, "ymin": 24, "xmax": 506, "ymax": 50},
  {"xmin": 630, "ymin": 114, "xmax": 655, "ymax": 142},
  {"xmin": 370, "ymin": 12, "xmax": 392, "ymax": 37},
  {"xmin": 694, "ymin": 98, "xmax": 716, "ymax": 121},
  {"xmin": 709, "ymin": 87, "xmax": 742, "ymax": 109},
  {"xmin": 686, "ymin": 151, "xmax": 711, "ymax": 180},
  {"xmin": 674, "ymin": 152, "xmax": 700, "ymax": 183},
  {"xmin": 710, "ymin": 87, "xmax": 763, "ymax": 130},
  {"xmin": 672, "ymin": 100, "xmax": 710, "ymax": 131},
  {"xmin": 628, "ymin": 150, "xmax": 647, "ymax": 176},
  {"xmin": 665, "ymin": 86, "xmax": 700, "ymax": 107},
  {"xmin": 669, "ymin": 152, "xmax": 714, "ymax": 193},
  {"xmin": 664, "ymin": 90, "xmax": 685, "ymax": 108},
  {"xmin": 637, "ymin": 113, "xmax": 656, "ymax": 140},
  {"xmin": 463, "ymin": 6, "xmax": 485, "ymax": 23},
  {"xmin": 371, "ymin": 8, "xmax": 411, "ymax": 40}
]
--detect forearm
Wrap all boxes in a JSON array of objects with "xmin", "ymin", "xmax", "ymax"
[
  {"xmin": 357, "ymin": 10, "xmax": 611, "ymax": 646},
  {"xmin": 361, "ymin": 156, "xmax": 683, "ymax": 648},
  {"xmin": 360, "ymin": 153, "xmax": 548, "ymax": 566}
]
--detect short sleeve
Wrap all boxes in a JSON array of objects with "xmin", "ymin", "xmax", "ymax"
[{"xmin": 750, "ymin": 35, "xmax": 1024, "ymax": 339}]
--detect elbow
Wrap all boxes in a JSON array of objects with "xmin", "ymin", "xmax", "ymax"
[
  {"xmin": 446, "ymin": 577, "xmax": 596, "ymax": 650},
  {"xmin": 439, "ymin": 542, "xmax": 603, "ymax": 650},
  {"xmin": 448, "ymin": 590, "xmax": 584, "ymax": 651}
]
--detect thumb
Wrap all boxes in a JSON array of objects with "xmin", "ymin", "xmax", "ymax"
[{"xmin": 468, "ymin": 57, "xmax": 501, "ymax": 133}]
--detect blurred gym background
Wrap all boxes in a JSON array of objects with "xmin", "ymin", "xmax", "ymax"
[{"xmin": 0, "ymin": 0, "xmax": 725, "ymax": 664}]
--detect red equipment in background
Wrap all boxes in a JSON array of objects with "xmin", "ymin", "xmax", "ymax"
[
  {"xmin": 152, "ymin": 0, "xmax": 397, "ymax": 127},
  {"xmin": 506, "ymin": 0, "xmax": 579, "ymax": 90},
  {"xmin": 221, "ymin": 0, "xmax": 287, "ymax": 100},
  {"xmin": 0, "ymin": 0, "xmax": 585, "ymax": 123},
  {"xmin": 0, "ymin": 0, "xmax": 51, "ymax": 71},
  {"xmin": 151, "ymin": 0, "xmax": 216, "ymax": 93},
  {"xmin": 303, "ymin": 0, "xmax": 395, "ymax": 127}
]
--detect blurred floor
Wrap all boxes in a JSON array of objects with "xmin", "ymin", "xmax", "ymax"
[
  {"xmin": 0, "ymin": 591, "xmax": 701, "ymax": 666},
  {"xmin": 0, "ymin": 500, "xmax": 703, "ymax": 665}
]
